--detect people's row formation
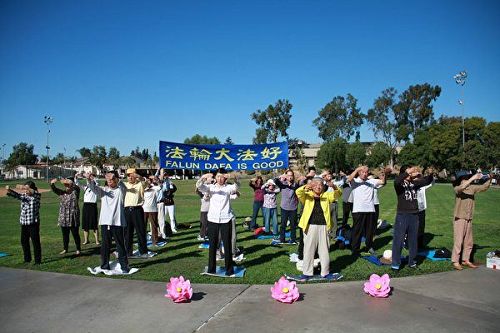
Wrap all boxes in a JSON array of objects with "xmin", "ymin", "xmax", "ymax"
[
  {"xmin": 6, "ymin": 168, "xmax": 179, "ymax": 272},
  {"xmin": 194, "ymin": 165, "xmax": 493, "ymax": 277},
  {"xmin": 6, "ymin": 165, "xmax": 492, "ymax": 274}
]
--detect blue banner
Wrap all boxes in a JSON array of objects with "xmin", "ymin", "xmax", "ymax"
[{"xmin": 159, "ymin": 141, "xmax": 289, "ymax": 171}]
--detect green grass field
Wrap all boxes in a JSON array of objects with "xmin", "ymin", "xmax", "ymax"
[{"xmin": 0, "ymin": 178, "xmax": 499, "ymax": 284}]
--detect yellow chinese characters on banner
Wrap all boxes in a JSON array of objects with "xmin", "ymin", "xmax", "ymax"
[{"xmin": 159, "ymin": 141, "xmax": 288, "ymax": 171}]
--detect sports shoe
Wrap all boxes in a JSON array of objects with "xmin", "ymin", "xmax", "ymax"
[
  {"xmin": 409, "ymin": 263, "xmax": 417, "ymax": 269},
  {"xmin": 368, "ymin": 248, "xmax": 376, "ymax": 255},
  {"xmin": 299, "ymin": 274, "xmax": 312, "ymax": 281},
  {"xmin": 287, "ymin": 240, "xmax": 297, "ymax": 245},
  {"xmin": 321, "ymin": 273, "xmax": 342, "ymax": 280},
  {"xmin": 391, "ymin": 265, "xmax": 400, "ymax": 271},
  {"xmin": 196, "ymin": 235, "xmax": 205, "ymax": 241}
]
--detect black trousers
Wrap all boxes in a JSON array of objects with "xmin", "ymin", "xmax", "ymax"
[
  {"xmin": 61, "ymin": 226, "xmax": 81, "ymax": 251},
  {"xmin": 370, "ymin": 204, "xmax": 380, "ymax": 238},
  {"xmin": 351, "ymin": 212, "xmax": 375, "ymax": 253},
  {"xmin": 341, "ymin": 201, "xmax": 353, "ymax": 227},
  {"xmin": 207, "ymin": 221, "xmax": 233, "ymax": 275},
  {"xmin": 100, "ymin": 225, "xmax": 129, "ymax": 271},
  {"xmin": 124, "ymin": 206, "xmax": 148, "ymax": 255},
  {"xmin": 417, "ymin": 210, "xmax": 426, "ymax": 249},
  {"xmin": 280, "ymin": 208, "xmax": 298, "ymax": 242},
  {"xmin": 21, "ymin": 224, "xmax": 41, "ymax": 264}
]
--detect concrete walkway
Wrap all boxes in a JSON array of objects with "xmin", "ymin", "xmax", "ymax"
[{"xmin": 0, "ymin": 266, "xmax": 499, "ymax": 333}]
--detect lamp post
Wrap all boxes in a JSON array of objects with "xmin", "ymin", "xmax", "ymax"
[
  {"xmin": 1, "ymin": 143, "xmax": 5, "ymax": 162},
  {"xmin": 453, "ymin": 71, "xmax": 467, "ymax": 160},
  {"xmin": 44, "ymin": 115, "xmax": 53, "ymax": 182},
  {"xmin": 63, "ymin": 147, "xmax": 66, "ymax": 178}
]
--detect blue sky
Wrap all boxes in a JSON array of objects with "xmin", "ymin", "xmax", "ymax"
[{"xmin": 1, "ymin": 0, "xmax": 499, "ymax": 160}]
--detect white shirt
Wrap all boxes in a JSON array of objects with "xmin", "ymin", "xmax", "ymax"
[
  {"xmin": 350, "ymin": 177, "xmax": 383, "ymax": 213},
  {"xmin": 88, "ymin": 181, "xmax": 127, "ymax": 227},
  {"xmin": 417, "ymin": 182, "xmax": 434, "ymax": 211},
  {"xmin": 200, "ymin": 192, "xmax": 210, "ymax": 212},
  {"xmin": 196, "ymin": 180, "xmax": 239, "ymax": 224},
  {"xmin": 75, "ymin": 178, "xmax": 98, "ymax": 203},
  {"xmin": 143, "ymin": 185, "xmax": 160, "ymax": 213}
]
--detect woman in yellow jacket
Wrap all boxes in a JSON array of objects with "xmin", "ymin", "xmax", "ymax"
[{"xmin": 296, "ymin": 177, "xmax": 342, "ymax": 279}]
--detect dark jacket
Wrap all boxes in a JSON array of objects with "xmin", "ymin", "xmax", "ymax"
[{"xmin": 394, "ymin": 173, "xmax": 434, "ymax": 214}]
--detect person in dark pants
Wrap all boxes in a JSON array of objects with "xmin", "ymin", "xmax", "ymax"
[
  {"xmin": 51, "ymin": 177, "xmax": 81, "ymax": 255},
  {"xmin": 391, "ymin": 166, "xmax": 434, "ymax": 270},
  {"xmin": 87, "ymin": 172, "xmax": 130, "ymax": 272},
  {"xmin": 274, "ymin": 169, "xmax": 301, "ymax": 244},
  {"xmin": 6, "ymin": 182, "xmax": 42, "ymax": 264},
  {"xmin": 347, "ymin": 166, "xmax": 388, "ymax": 256},
  {"xmin": 341, "ymin": 174, "xmax": 353, "ymax": 230},
  {"xmin": 123, "ymin": 168, "xmax": 148, "ymax": 258},
  {"xmin": 249, "ymin": 176, "xmax": 265, "ymax": 230},
  {"xmin": 196, "ymin": 170, "xmax": 239, "ymax": 276}
]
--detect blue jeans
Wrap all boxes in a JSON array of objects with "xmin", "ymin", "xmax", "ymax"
[
  {"xmin": 263, "ymin": 207, "xmax": 278, "ymax": 235},
  {"xmin": 280, "ymin": 208, "xmax": 298, "ymax": 242},
  {"xmin": 392, "ymin": 212, "xmax": 419, "ymax": 268},
  {"xmin": 250, "ymin": 201, "xmax": 264, "ymax": 229}
]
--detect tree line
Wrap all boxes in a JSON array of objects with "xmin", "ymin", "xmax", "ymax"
[
  {"xmin": 250, "ymin": 83, "xmax": 499, "ymax": 173},
  {"xmin": 2, "ymin": 144, "xmax": 159, "ymax": 172}
]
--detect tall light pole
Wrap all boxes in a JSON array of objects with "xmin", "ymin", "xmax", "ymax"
[
  {"xmin": 1, "ymin": 143, "xmax": 5, "ymax": 163},
  {"xmin": 453, "ymin": 70, "xmax": 467, "ymax": 160},
  {"xmin": 63, "ymin": 147, "xmax": 66, "ymax": 178},
  {"xmin": 44, "ymin": 115, "xmax": 53, "ymax": 182}
]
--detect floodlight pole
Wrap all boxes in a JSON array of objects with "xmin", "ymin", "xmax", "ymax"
[
  {"xmin": 453, "ymin": 71, "xmax": 467, "ymax": 162},
  {"xmin": 1, "ymin": 143, "xmax": 5, "ymax": 162},
  {"xmin": 44, "ymin": 116, "xmax": 53, "ymax": 182}
]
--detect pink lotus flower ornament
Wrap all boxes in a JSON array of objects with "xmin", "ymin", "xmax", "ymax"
[
  {"xmin": 165, "ymin": 276, "xmax": 193, "ymax": 303},
  {"xmin": 271, "ymin": 276, "xmax": 300, "ymax": 303},
  {"xmin": 364, "ymin": 273, "xmax": 391, "ymax": 298}
]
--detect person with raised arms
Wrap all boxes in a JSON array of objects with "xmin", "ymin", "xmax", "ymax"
[
  {"xmin": 296, "ymin": 176, "xmax": 341, "ymax": 279},
  {"xmin": 347, "ymin": 166, "xmax": 387, "ymax": 256},
  {"xmin": 5, "ymin": 181, "xmax": 42, "ymax": 265},
  {"xmin": 50, "ymin": 177, "xmax": 81, "ymax": 256},
  {"xmin": 451, "ymin": 170, "xmax": 492, "ymax": 270},
  {"xmin": 86, "ymin": 171, "xmax": 130, "ymax": 273},
  {"xmin": 123, "ymin": 168, "xmax": 148, "ymax": 258},
  {"xmin": 392, "ymin": 165, "xmax": 434, "ymax": 271},
  {"xmin": 196, "ymin": 170, "xmax": 239, "ymax": 276}
]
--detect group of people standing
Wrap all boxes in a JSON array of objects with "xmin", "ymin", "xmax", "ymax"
[
  {"xmin": 6, "ymin": 168, "xmax": 180, "ymax": 273},
  {"xmin": 5, "ymin": 164, "xmax": 494, "ymax": 277}
]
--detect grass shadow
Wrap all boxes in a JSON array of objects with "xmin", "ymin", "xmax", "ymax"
[
  {"xmin": 332, "ymin": 253, "xmax": 359, "ymax": 272},
  {"xmin": 132, "ymin": 250, "xmax": 203, "ymax": 268},
  {"xmin": 471, "ymin": 244, "xmax": 493, "ymax": 262},
  {"xmin": 373, "ymin": 235, "xmax": 392, "ymax": 251},
  {"xmin": 244, "ymin": 250, "xmax": 288, "ymax": 268}
]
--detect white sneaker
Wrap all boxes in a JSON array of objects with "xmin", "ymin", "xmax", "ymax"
[
  {"xmin": 196, "ymin": 235, "xmax": 204, "ymax": 241},
  {"xmin": 172, "ymin": 229, "xmax": 178, "ymax": 234}
]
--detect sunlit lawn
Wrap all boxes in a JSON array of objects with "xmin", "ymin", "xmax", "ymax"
[{"xmin": 0, "ymin": 178, "xmax": 499, "ymax": 284}]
